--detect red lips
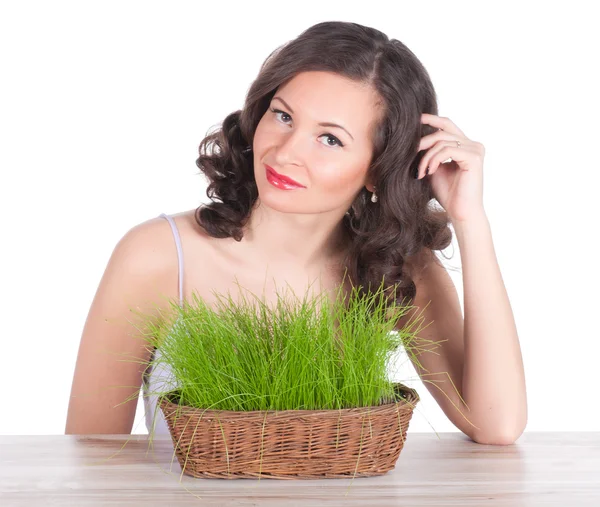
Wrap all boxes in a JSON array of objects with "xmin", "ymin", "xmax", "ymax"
[{"xmin": 264, "ymin": 164, "xmax": 305, "ymax": 188}]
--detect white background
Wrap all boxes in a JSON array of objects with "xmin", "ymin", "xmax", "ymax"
[{"xmin": 1, "ymin": 0, "xmax": 598, "ymax": 435}]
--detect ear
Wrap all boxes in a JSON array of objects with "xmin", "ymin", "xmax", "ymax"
[{"xmin": 365, "ymin": 183, "xmax": 376, "ymax": 193}]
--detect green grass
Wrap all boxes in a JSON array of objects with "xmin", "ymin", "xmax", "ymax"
[{"xmin": 136, "ymin": 273, "xmax": 429, "ymax": 413}]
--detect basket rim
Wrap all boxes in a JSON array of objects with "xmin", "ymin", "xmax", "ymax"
[{"xmin": 158, "ymin": 381, "xmax": 419, "ymax": 415}]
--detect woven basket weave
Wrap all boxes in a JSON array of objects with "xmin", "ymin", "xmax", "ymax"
[{"xmin": 158, "ymin": 382, "xmax": 419, "ymax": 479}]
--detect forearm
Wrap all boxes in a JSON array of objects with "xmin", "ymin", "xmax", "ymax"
[{"xmin": 454, "ymin": 213, "xmax": 527, "ymax": 444}]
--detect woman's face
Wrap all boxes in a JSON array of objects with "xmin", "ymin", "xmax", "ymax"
[{"xmin": 253, "ymin": 71, "xmax": 381, "ymax": 215}]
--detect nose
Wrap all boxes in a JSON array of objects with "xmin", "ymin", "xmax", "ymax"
[{"xmin": 272, "ymin": 129, "xmax": 305, "ymax": 168}]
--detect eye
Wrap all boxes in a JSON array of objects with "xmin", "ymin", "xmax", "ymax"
[
  {"xmin": 319, "ymin": 134, "xmax": 344, "ymax": 148},
  {"xmin": 270, "ymin": 107, "xmax": 292, "ymax": 124},
  {"xmin": 269, "ymin": 107, "xmax": 345, "ymax": 148}
]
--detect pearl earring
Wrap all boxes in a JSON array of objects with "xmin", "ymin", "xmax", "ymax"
[{"xmin": 371, "ymin": 187, "xmax": 378, "ymax": 203}]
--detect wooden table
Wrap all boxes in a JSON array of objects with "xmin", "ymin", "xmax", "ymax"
[{"xmin": 1, "ymin": 432, "xmax": 598, "ymax": 506}]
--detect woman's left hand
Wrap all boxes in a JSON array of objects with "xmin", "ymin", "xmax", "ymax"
[{"xmin": 417, "ymin": 113, "xmax": 486, "ymax": 223}]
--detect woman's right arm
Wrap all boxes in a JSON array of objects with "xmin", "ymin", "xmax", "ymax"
[{"xmin": 65, "ymin": 218, "xmax": 177, "ymax": 435}]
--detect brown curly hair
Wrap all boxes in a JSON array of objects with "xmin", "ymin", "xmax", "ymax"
[{"xmin": 194, "ymin": 20, "xmax": 452, "ymax": 313}]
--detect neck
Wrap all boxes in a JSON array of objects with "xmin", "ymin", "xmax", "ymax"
[{"xmin": 240, "ymin": 199, "xmax": 349, "ymax": 273}]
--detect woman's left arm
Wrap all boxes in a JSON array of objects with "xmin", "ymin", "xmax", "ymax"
[{"xmin": 404, "ymin": 114, "xmax": 527, "ymax": 444}]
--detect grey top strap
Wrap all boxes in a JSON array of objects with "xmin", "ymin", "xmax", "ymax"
[{"xmin": 159, "ymin": 213, "xmax": 184, "ymax": 307}]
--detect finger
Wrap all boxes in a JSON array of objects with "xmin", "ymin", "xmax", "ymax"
[
  {"xmin": 426, "ymin": 146, "xmax": 473, "ymax": 177},
  {"xmin": 419, "ymin": 130, "xmax": 466, "ymax": 152},
  {"xmin": 421, "ymin": 114, "xmax": 466, "ymax": 137},
  {"xmin": 418, "ymin": 140, "xmax": 464, "ymax": 178}
]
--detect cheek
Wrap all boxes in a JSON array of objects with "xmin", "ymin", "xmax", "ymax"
[
  {"xmin": 254, "ymin": 118, "xmax": 280, "ymax": 149},
  {"xmin": 315, "ymin": 163, "xmax": 367, "ymax": 193}
]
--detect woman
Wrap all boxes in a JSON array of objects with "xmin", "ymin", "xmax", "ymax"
[{"xmin": 65, "ymin": 21, "xmax": 527, "ymax": 444}]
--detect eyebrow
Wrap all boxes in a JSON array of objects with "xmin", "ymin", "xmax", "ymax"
[{"xmin": 272, "ymin": 96, "xmax": 354, "ymax": 141}]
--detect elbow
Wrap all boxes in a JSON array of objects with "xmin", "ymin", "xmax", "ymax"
[
  {"xmin": 471, "ymin": 430, "xmax": 520, "ymax": 446},
  {"xmin": 470, "ymin": 418, "xmax": 527, "ymax": 446}
]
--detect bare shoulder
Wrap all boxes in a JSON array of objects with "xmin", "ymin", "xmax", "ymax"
[
  {"xmin": 133, "ymin": 209, "xmax": 222, "ymax": 298},
  {"xmin": 121, "ymin": 209, "xmax": 209, "ymax": 265},
  {"xmin": 116, "ymin": 214, "xmax": 180, "ymax": 275},
  {"xmin": 394, "ymin": 246, "xmax": 457, "ymax": 328},
  {"xmin": 112, "ymin": 211, "xmax": 208, "ymax": 307},
  {"xmin": 405, "ymin": 247, "xmax": 453, "ymax": 294}
]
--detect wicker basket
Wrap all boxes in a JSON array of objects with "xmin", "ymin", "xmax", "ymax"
[{"xmin": 158, "ymin": 382, "xmax": 419, "ymax": 479}]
